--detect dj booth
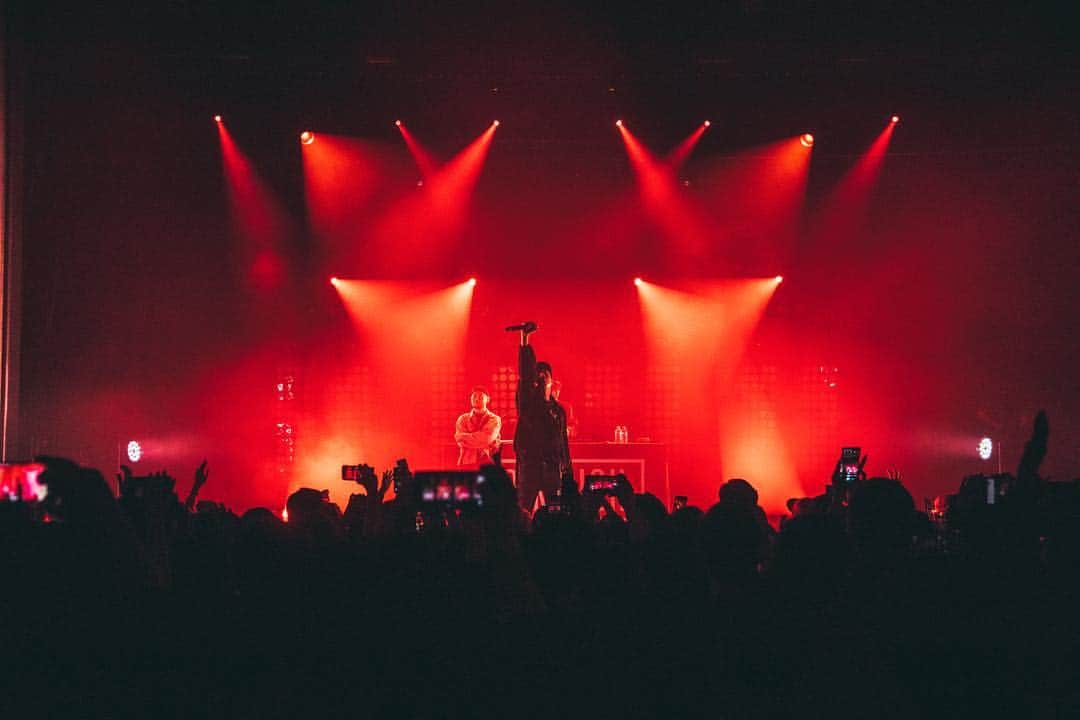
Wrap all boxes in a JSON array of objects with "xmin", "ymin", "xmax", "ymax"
[{"xmin": 438, "ymin": 440, "xmax": 670, "ymax": 504}]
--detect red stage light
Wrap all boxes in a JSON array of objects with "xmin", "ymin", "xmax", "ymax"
[
  {"xmin": 492, "ymin": 120, "xmax": 500, "ymax": 127},
  {"xmin": 213, "ymin": 114, "xmax": 222, "ymax": 123},
  {"xmin": 395, "ymin": 120, "xmax": 402, "ymax": 127},
  {"xmin": 800, "ymin": 133, "xmax": 814, "ymax": 148},
  {"xmin": 127, "ymin": 440, "xmax": 143, "ymax": 463},
  {"xmin": 703, "ymin": 120, "xmax": 711, "ymax": 127},
  {"xmin": 300, "ymin": 131, "xmax": 315, "ymax": 145},
  {"xmin": 775, "ymin": 275, "xmax": 784, "ymax": 283},
  {"xmin": 330, "ymin": 276, "xmax": 339, "ymax": 286},
  {"xmin": 615, "ymin": 119, "xmax": 623, "ymax": 127},
  {"xmin": 891, "ymin": 115, "xmax": 900, "ymax": 124},
  {"xmin": 633, "ymin": 277, "xmax": 643, "ymax": 287},
  {"xmin": 467, "ymin": 277, "xmax": 477, "ymax": 287}
]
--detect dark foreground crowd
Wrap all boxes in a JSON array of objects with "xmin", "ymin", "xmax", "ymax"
[{"xmin": 4, "ymin": 412, "xmax": 1079, "ymax": 718}]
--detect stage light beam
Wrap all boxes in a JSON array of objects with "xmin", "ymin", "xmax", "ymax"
[
  {"xmin": 667, "ymin": 121, "xmax": 712, "ymax": 169},
  {"xmin": 809, "ymin": 118, "xmax": 897, "ymax": 251},
  {"xmin": 215, "ymin": 117, "xmax": 290, "ymax": 289},
  {"xmin": 619, "ymin": 121, "xmax": 712, "ymax": 259},
  {"xmin": 395, "ymin": 121, "xmax": 439, "ymax": 178}
]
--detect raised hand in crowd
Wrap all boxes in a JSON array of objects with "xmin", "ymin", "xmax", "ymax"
[{"xmin": 184, "ymin": 459, "xmax": 210, "ymax": 511}]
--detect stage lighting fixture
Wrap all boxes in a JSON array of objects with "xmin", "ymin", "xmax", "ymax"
[
  {"xmin": 330, "ymin": 276, "xmax": 339, "ymax": 286},
  {"xmin": 467, "ymin": 277, "xmax": 477, "ymax": 287},
  {"xmin": 213, "ymin": 115, "xmax": 222, "ymax": 123},
  {"xmin": 300, "ymin": 130, "xmax": 315, "ymax": 145},
  {"xmin": 492, "ymin": 120, "xmax": 500, "ymax": 127},
  {"xmin": 703, "ymin": 120, "xmax": 711, "ymax": 127},
  {"xmin": 774, "ymin": 275, "xmax": 784, "ymax": 283},
  {"xmin": 615, "ymin": 119, "xmax": 623, "ymax": 127},
  {"xmin": 633, "ymin": 277, "xmax": 643, "ymax": 287},
  {"xmin": 977, "ymin": 437, "xmax": 993, "ymax": 461},
  {"xmin": 800, "ymin": 133, "xmax": 814, "ymax": 148},
  {"xmin": 281, "ymin": 508, "xmax": 289, "ymax": 522},
  {"xmin": 127, "ymin": 440, "xmax": 143, "ymax": 463},
  {"xmin": 891, "ymin": 115, "xmax": 900, "ymax": 124},
  {"xmin": 395, "ymin": 119, "xmax": 402, "ymax": 126}
]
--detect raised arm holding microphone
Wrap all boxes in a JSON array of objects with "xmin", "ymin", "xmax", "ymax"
[{"xmin": 507, "ymin": 322, "xmax": 572, "ymax": 511}]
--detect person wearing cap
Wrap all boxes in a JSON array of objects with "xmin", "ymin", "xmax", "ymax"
[
  {"xmin": 512, "ymin": 322, "xmax": 572, "ymax": 510},
  {"xmin": 454, "ymin": 386, "xmax": 502, "ymax": 468}
]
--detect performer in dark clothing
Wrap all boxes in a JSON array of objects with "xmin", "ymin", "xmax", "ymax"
[{"xmin": 511, "ymin": 322, "xmax": 572, "ymax": 510}]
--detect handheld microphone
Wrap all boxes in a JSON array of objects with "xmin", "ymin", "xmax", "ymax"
[{"xmin": 505, "ymin": 321, "xmax": 538, "ymax": 333}]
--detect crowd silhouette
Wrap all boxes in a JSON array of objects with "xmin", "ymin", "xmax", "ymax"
[{"xmin": 4, "ymin": 411, "xmax": 1078, "ymax": 717}]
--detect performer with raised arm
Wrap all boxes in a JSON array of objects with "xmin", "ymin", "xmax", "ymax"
[
  {"xmin": 507, "ymin": 321, "xmax": 572, "ymax": 509},
  {"xmin": 454, "ymin": 386, "xmax": 502, "ymax": 468}
]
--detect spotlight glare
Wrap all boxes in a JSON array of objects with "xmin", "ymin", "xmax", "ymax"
[
  {"xmin": 126, "ymin": 440, "xmax": 143, "ymax": 463},
  {"xmin": 703, "ymin": 120, "xmax": 711, "ymax": 127},
  {"xmin": 615, "ymin": 119, "xmax": 623, "ymax": 127},
  {"xmin": 492, "ymin": 120, "xmax": 500, "ymax": 127},
  {"xmin": 329, "ymin": 276, "xmax": 339, "ymax": 286},
  {"xmin": 774, "ymin": 275, "xmax": 784, "ymax": 283},
  {"xmin": 300, "ymin": 130, "xmax": 315, "ymax": 145},
  {"xmin": 395, "ymin": 119, "xmax": 402, "ymax": 127},
  {"xmin": 800, "ymin": 133, "xmax": 814, "ymax": 148},
  {"xmin": 467, "ymin": 277, "xmax": 477, "ymax": 287},
  {"xmin": 891, "ymin": 115, "xmax": 900, "ymax": 124},
  {"xmin": 633, "ymin": 277, "xmax": 643, "ymax": 287},
  {"xmin": 977, "ymin": 437, "xmax": 993, "ymax": 461},
  {"xmin": 213, "ymin": 114, "xmax": 222, "ymax": 123}
]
